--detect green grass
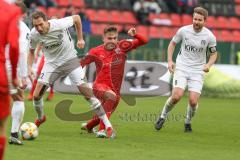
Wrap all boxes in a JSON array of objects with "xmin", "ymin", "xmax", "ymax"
[{"xmin": 5, "ymin": 93, "xmax": 240, "ymax": 160}]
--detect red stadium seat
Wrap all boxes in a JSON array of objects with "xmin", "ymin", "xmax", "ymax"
[
  {"xmin": 57, "ymin": 0, "xmax": 69, "ymax": 7},
  {"xmin": 109, "ymin": 10, "xmax": 121, "ymax": 24},
  {"xmin": 96, "ymin": 10, "xmax": 109, "ymax": 23},
  {"xmin": 85, "ymin": 9, "xmax": 97, "ymax": 21},
  {"xmin": 72, "ymin": 0, "xmax": 85, "ymax": 8},
  {"xmin": 91, "ymin": 23, "xmax": 108, "ymax": 35},
  {"xmin": 47, "ymin": 7, "xmax": 58, "ymax": 18},
  {"xmin": 121, "ymin": 11, "xmax": 138, "ymax": 24},
  {"xmin": 149, "ymin": 26, "xmax": 160, "ymax": 38},
  {"xmin": 235, "ymin": 0, "xmax": 240, "ymax": 4},
  {"xmin": 229, "ymin": 17, "xmax": 240, "ymax": 30},
  {"xmin": 170, "ymin": 14, "xmax": 181, "ymax": 26},
  {"xmin": 136, "ymin": 25, "xmax": 148, "ymax": 38},
  {"xmin": 216, "ymin": 16, "xmax": 229, "ymax": 29},
  {"xmin": 159, "ymin": 27, "xmax": 174, "ymax": 39},
  {"xmin": 220, "ymin": 30, "xmax": 233, "ymax": 42},
  {"xmin": 206, "ymin": 16, "xmax": 217, "ymax": 29},
  {"xmin": 232, "ymin": 30, "xmax": 240, "ymax": 42},
  {"xmin": 37, "ymin": 6, "xmax": 47, "ymax": 14},
  {"xmin": 182, "ymin": 14, "xmax": 192, "ymax": 26}
]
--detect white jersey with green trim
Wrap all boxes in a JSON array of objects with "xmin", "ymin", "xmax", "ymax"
[{"xmin": 172, "ymin": 25, "xmax": 217, "ymax": 73}]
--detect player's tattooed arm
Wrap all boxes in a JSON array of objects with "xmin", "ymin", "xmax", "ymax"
[{"xmin": 72, "ymin": 15, "xmax": 85, "ymax": 49}]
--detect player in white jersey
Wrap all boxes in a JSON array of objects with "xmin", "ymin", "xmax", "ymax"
[
  {"xmin": 27, "ymin": 11, "xmax": 115, "ymax": 138},
  {"xmin": 6, "ymin": 1, "xmax": 29, "ymax": 145},
  {"xmin": 155, "ymin": 7, "xmax": 218, "ymax": 132}
]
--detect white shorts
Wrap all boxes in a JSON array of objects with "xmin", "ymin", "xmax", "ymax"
[
  {"xmin": 173, "ymin": 69, "xmax": 204, "ymax": 94},
  {"xmin": 38, "ymin": 60, "xmax": 85, "ymax": 86}
]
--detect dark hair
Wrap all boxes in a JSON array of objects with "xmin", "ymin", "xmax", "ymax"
[
  {"xmin": 194, "ymin": 7, "xmax": 208, "ymax": 20},
  {"xmin": 103, "ymin": 25, "xmax": 118, "ymax": 35},
  {"xmin": 15, "ymin": 1, "xmax": 28, "ymax": 14},
  {"xmin": 31, "ymin": 11, "xmax": 47, "ymax": 21}
]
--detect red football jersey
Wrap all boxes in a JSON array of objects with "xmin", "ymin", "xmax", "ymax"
[
  {"xmin": 81, "ymin": 34, "xmax": 148, "ymax": 94},
  {"xmin": 0, "ymin": 0, "xmax": 20, "ymax": 93}
]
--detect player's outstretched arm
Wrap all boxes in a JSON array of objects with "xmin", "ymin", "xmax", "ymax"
[
  {"xmin": 167, "ymin": 41, "xmax": 176, "ymax": 74},
  {"xmin": 72, "ymin": 15, "xmax": 85, "ymax": 49},
  {"xmin": 204, "ymin": 52, "xmax": 217, "ymax": 73},
  {"xmin": 128, "ymin": 28, "xmax": 148, "ymax": 45}
]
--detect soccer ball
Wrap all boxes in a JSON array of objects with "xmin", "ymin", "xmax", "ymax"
[{"xmin": 20, "ymin": 122, "xmax": 39, "ymax": 140}]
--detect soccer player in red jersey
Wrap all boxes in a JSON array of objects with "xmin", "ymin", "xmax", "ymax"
[
  {"xmin": 81, "ymin": 26, "xmax": 148, "ymax": 137},
  {"xmin": 0, "ymin": 0, "xmax": 20, "ymax": 158}
]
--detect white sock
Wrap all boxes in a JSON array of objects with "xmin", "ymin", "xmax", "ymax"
[
  {"xmin": 88, "ymin": 97, "xmax": 101, "ymax": 109},
  {"xmin": 185, "ymin": 103, "xmax": 198, "ymax": 124},
  {"xmin": 33, "ymin": 98, "xmax": 44, "ymax": 120},
  {"xmin": 11, "ymin": 101, "xmax": 25, "ymax": 133},
  {"xmin": 160, "ymin": 97, "xmax": 175, "ymax": 119},
  {"xmin": 99, "ymin": 114, "xmax": 112, "ymax": 129}
]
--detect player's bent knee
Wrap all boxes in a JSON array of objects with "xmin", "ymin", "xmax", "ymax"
[
  {"xmin": 171, "ymin": 94, "xmax": 182, "ymax": 103},
  {"xmin": 189, "ymin": 99, "xmax": 198, "ymax": 107},
  {"xmin": 104, "ymin": 92, "xmax": 117, "ymax": 101}
]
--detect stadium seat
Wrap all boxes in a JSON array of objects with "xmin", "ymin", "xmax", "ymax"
[
  {"xmin": 235, "ymin": 0, "xmax": 240, "ymax": 4},
  {"xmin": 136, "ymin": 25, "xmax": 148, "ymax": 38},
  {"xmin": 47, "ymin": 7, "xmax": 59, "ymax": 18},
  {"xmin": 91, "ymin": 23, "xmax": 108, "ymax": 35},
  {"xmin": 57, "ymin": 0, "xmax": 70, "ymax": 7},
  {"xmin": 170, "ymin": 14, "xmax": 181, "ymax": 27},
  {"xmin": 149, "ymin": 26, "xmax": 160, "ymax": 39},
  {"xmin": 85, "ymin": 9, "xmax": 97, "ymax": 21},
  {"xmin": 121, "ymin": 11, "xmax": 138, "ymax": 24},
  {"xmin": 206, "ymin": 16, "xmax": 217, "ymax": 29},
  {"xmin": 212, "ymin": 29, "xmax": 220, "ymax": 41},
  {"xmin": 96, "ymin": 10, "xmax": 109, "ymax": 23},
  {"xmin": 159, "ymin": 27, "xmax": 173, "ymax": 39},
  {"xmin": 37, "ymin": 6, "xmax": 47, "ymax": 14},
  {"xmin": 182, "ymin": 14, "xmax": 192, "ymax": 26},
  {"xmin": 216, "ymin": 16, "xmax": 229, "ymax": 29},
  {"xmin": 72, "ymin": 0, "xmax": 85, "ymax": 8},
  {"xmin": 109, "ymin": 10, "xmax": 121, "ymax": 24},
  {"xmin": 220, "ymin": 30, "xmax": 233, "ymax": 42},
  {"xmin": 232, "ymin": 30, "xmax": 240, "ymax": 42},
  {"xmin": 229, "ymin": 17, "xmax": 240, "ymax": 30}
]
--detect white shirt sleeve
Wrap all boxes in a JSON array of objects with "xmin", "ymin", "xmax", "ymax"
[
  {"xmin": 208, "ymin": 33, "xmax": 217, "ymax": 48},
  {"xmin": 54, "ymin": 16, "xmax": 74, "ymax": 30},
  {"xmin": 29, "ymin": 31, "xmax": 38, "ymax": 50},
  {"xmin": 172, "ymin": 27, "xmax": 184, "ymax": 44}
]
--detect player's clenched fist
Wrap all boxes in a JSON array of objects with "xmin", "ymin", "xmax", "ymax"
[
  {"xmin": 77, "ymin": 39, "xmax": 85, "ymax": 49},
  {"xmin": 128, "ymin": 28, "xmax": 136, "ymax": 37}
]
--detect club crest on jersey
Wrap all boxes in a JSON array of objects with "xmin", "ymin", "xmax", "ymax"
[
  {"xmin": 119, "ymin": 40, "xmax": 132, "ymax": 51},
  {"xmin": 201, "ymin": 40, "xmax": 206, "ymax": 46},
  {"xmin": 58, "ymin": 34, "xmax": 63, "ymax": 40},
  {"xmin": 115, "ymin": 48, "xmax": 121, "ymax": 54}
]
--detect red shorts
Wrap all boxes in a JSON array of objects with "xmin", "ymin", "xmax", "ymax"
[
  {"xmin": 93, "ymin": 83, "xmax": 120, "ymax": 112},
  {"xmin": 0, "ymin": 94, "xmax": 10, "ymax": 119}
]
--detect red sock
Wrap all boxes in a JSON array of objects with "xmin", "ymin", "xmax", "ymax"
[
  {"xmin": 99, "ymin": 112, "xmax": 111, "ymax": 131},
  {"xmin": 30, "ymin": 79, "xmax": 38, "ymax": 95},
  {"xmin": 50, "ymin": 87, "xmax": 54, "ymax": 94},
  {"xmin": 0, "ymin": 137, "xmax": 6, "ymax": 160},
  {"xmin": 86, "ymin": 116, "xmax": 100, "ymax": 130}
]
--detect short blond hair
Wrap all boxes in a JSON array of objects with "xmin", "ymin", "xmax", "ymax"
[{"xmin": 194, "ymin": 7, "xmax": 208, "ymax": 20}]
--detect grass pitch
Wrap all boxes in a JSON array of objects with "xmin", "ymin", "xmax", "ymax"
[{"xmin": 5, "ymin": 93, "xmax": 240, "ymax": 160}]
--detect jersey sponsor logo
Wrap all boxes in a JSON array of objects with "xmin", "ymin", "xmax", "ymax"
[
  {"xmin": 44, "ymin": 41, "xmax": 62, "ymax": 49},
  {"xmin": 184, "ymin": 44, "xmax": 203, "ymax": 53},
  {"xmin": 119, "ymin": 40, "xmax": 132, "ymax": 51}
]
